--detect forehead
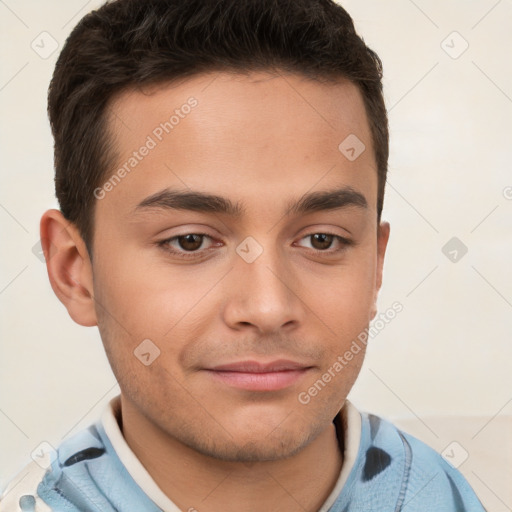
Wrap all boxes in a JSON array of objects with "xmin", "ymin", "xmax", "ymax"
[
  {"xmin": 100, "ymin": 71, "xmax": 377, "ymax": 221},
  {"xmin": 108, "ymin": 70, "xmax": 372, "ymax": 146}
]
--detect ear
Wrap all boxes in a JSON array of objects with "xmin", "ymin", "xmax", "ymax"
[
  {"xmin": 39, "ymin": 209, "xmax": 97, "ymax": 327},
  {"xmin": 369, "ymin": 221, "xmax": 390, "ymax": 321}
]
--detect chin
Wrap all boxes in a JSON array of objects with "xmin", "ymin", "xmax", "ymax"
[
  {"xmin": 181, "ymin": 423, "xmax": 316, "ymax": 463},
  {"xmin": 204, "ymin": 437, "xmax": 306, "ymax": 463}
]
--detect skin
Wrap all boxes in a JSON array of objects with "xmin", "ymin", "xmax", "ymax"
[{"xmin": 41, "ymin": 70, "xmax": 390, "ymax": 512}]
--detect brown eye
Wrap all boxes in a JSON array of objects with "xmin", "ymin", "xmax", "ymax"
[
  {"xmin": 296, "ymin": 232, "xmax": 354, "ymax": 255},
  {"xmin": 158, "ymin": 233, "xmax": 216, "ymax": 259},
  {"xmin": 309, "ymin": 233, "xmax": 335, "ymax": 250},
  {"xmin": 177, "ymin": 234, "xmax": 204, "ymax": 251}
]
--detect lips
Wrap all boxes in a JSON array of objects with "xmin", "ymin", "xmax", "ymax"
[
  {"xmin": 204, "ymin": 359, "xmax": 313, "ymax": 391},
  {"xmin": 209, "ymin": 359, "xmax": 310, "ymax": 373}
]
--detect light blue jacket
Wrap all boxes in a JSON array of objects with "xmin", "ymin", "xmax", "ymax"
[{"xmin": 1, "ymin": 410, "xmax": 486, "ymax": 511}]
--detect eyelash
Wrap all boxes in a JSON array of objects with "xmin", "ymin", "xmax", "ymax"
[{"xmin": 157, "ymin": 232, "xmax": 354, "ymax": 260}]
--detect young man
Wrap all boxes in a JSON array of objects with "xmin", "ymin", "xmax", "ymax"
[{"xmin": 1, "ymin": 0, "xmax": 486, "ymax": 511}]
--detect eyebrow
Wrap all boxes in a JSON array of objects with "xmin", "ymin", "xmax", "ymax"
[{"xmin": 133, "ymin": 186, "xmax": 368, "ymax": 218}]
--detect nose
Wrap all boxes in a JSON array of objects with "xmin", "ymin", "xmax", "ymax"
[{"xmin": 221, "ymin": 239, "xmax": 305, "ymax": 335}]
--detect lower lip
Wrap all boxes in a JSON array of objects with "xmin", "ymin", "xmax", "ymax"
[{"xmin": 205, "ymin": 369, "xmax": 311, "ymax": 391}]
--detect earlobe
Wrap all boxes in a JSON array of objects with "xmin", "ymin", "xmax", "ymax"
[
  {"xmin": 370, "ymin": 221, "xmax": 390, "ymax": 321},
  {"xmin": 40, "ymin": 209, "xmax": 98, "ymax": 327}
]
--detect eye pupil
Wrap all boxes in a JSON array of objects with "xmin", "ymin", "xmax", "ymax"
[
  {"xmin": 311, "ymin": 233, "xmax": 333, "ymax": 250},
  {"xmin": 179, "ymin": 234, "xmax": 203, "ymax": 251}
]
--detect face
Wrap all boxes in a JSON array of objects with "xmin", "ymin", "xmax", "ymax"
[{"xmin": 89, "ymin": 71, "xmax": 389, "ymax": 462}]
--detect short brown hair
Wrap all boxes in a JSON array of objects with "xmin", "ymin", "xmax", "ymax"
[{"xmin": 48, "ymin": 0, "xmax": 388, "ymax": 256}]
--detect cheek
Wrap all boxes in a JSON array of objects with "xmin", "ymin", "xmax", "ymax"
[
  {"xmin": 311, "ymin": 251, "xmax": 377, "ymax": 331},
  {"xmin": 93, "ymin": 249, "xmax": 194, "ymax": 335},
  {"xmin": 92, "ymin": 249, "xmax": 218, "ymax": 383}
]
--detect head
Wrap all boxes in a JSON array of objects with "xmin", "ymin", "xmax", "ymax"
[{"xmin": 42, "ymin": 0, "xmax": 390, "ymax": 462}]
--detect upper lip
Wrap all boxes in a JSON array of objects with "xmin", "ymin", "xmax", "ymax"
[{"xmin": 207, "ymin": 359, "xmax": 312, "ymax": 373}]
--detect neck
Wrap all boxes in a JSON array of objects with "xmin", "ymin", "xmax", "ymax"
[{"xmin": 120, "ymin": 396, "xmax": 344, "ymax": 512}]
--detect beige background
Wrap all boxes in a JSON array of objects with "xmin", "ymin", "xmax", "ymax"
[{"xmin": 1, "ymin": 0, "xmax": 511, "ymax": 510}]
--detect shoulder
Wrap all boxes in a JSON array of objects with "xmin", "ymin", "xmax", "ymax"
[
  {"xmin": 335, "ymin": 408, "xmax": 486, "ymax": 511},
  {"xmin": 0, "ymin": 458, "xmax": 52, "ymax": 512},
  {"xmin": 1, "ymin": 421, "xmax": 162, "ymax": 512},
  {"xmin": 397, "ymin": 426, "xmax": 489, "ymax": 511},
  {"xmin": 0, "ymin": 424, "xmax": 112, "ymax": 512}
]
